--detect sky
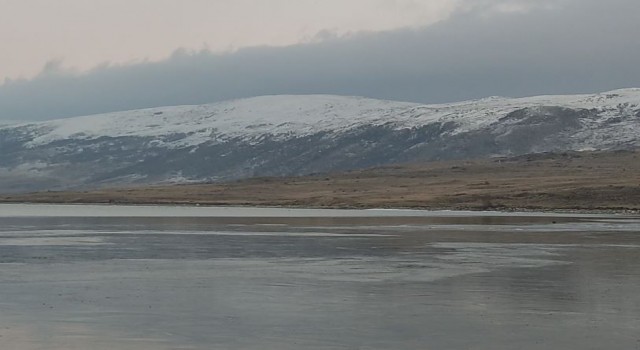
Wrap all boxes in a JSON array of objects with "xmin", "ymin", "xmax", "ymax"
[
  {"xmin": 1, "ymin": 0, "xmax": 639, "ymax": 121},
  {"xmin": 1, "ymin": 0, "xmax": 460, "ymax": 80}
]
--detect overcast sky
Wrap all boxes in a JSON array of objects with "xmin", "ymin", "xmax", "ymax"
[{"xmin": 1, "ymin": 0, "xmax": 639, "ymax": 121}]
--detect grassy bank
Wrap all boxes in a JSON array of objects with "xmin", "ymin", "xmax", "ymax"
[{"xmin": 2, "ymin": 150, "xmax": 639, "ymax": 212}]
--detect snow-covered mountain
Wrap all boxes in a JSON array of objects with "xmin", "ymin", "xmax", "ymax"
[{"xmin": 1, "ymin": 89, "xmax": 639, "ymax": 193}]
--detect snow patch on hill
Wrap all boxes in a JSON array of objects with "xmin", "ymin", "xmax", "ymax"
[
  {"xmin": 7, "ymin": 88, "xmax": 638, "ymax": 150},
  {"xmin": 20, "ymin": 95, "xmax": 419, "ymax": 148}
]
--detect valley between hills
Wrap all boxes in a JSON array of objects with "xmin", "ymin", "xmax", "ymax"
[{"xmin": 2, "ymin": 150, "xmax": 639, "ymax": 212}]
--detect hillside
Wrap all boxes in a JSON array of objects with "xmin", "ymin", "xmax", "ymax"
[
  {"xmin": 3, "ymin": 150, "xmax": 638, "ymax": 211},
  {"xmin": 1, "ymin": 89, "xmax": 639, "ymax": 193}
]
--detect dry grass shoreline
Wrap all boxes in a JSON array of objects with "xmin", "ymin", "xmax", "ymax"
[{"xmin": 2, "ymin": 150, "xmax": 639, "ymax": 213}]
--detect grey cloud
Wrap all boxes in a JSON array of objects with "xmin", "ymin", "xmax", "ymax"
[{"xmin": 1, "ymin": 0, "xmax": 639, "ymax": 121}]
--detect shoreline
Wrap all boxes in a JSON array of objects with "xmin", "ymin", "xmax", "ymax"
[{"xmin": 1, "ymin": 200, "xmax": 638, "ymax": 216}]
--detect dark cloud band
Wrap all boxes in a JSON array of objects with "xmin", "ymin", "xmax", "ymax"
[{"xmin": 0, "ymin": 0, "xmax": 638, "ymax": 121}]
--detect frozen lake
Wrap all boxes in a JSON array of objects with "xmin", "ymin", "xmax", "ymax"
[{"xmin": 0, "ymin": 204, "xmax": 639, "ymax": 349}]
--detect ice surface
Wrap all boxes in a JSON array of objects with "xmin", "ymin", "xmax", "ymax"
[{"xmin": 0, "ymin": 204, "xmax": 611, "ymax": 218}]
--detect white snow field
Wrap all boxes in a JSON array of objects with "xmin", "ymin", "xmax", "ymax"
[{"xmin": 8, "ymin": 88, "xmax": 639, "ymax": 150}]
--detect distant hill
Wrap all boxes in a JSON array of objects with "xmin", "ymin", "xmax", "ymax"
[{"xmin": 1, "ymin": 89, "xmax": 639, "ymax": 193}]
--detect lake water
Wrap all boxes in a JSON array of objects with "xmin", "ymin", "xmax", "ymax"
[{"xmin": 0, "ymin": 204, "xmax": 639, "ymax": 349}]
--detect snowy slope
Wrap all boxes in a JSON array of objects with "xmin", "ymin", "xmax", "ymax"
[
  {"xmin": 22, "ymin": 95, "xmax": 420, "ymax": 148},
  {"xmin": 14, "ymin": 88, "xmax": 640, "ymax": 149},
  {"xmin": 1, "ymin": 89, "xmax": 639, "ymax": 193}
]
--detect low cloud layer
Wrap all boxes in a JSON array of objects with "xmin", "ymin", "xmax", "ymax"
[{"xmin": 1, "ymin": 0, "xmax": 639, "ymax": 121}]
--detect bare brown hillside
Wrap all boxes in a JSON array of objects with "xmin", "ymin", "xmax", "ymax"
[{"xmin": 2, "ymin": 150, "xmax": 639, "ymax": 211}]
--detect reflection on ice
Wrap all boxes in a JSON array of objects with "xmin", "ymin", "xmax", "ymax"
[
  {"xmin": 0, "ymin": 236, "xmax": 108, "ymax": 246},
  {"xmin": 0, "ymin": 205, "xmax": 638, "ymax": 350}
]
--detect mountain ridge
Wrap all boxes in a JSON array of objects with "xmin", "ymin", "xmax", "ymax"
[
  {"xmin": 11, "ymin": 88, "xmax": 640, "ymax": 144},
  {"xmin": 1, "ymin": 89, "xmax": 639, "ymax": 193}
]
